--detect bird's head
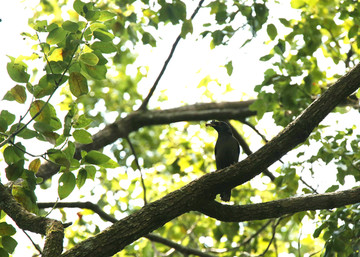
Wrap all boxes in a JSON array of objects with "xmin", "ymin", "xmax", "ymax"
[{"xmin": 206, "ymin": 120, "xmax": 232, "ymax": 135}]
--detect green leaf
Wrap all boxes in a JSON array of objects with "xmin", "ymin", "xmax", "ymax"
[
  {"xmin": 84, "ymin": 150, "xmax": 110, "ymax": 165},
  {"xmin": 29, "ymin": 100, "xmax": 57, "ymax": 123},
  {"xmin": 211, "ymin": 30, "xmax": 224, "ymax": 47},
  {"xmin": 279, "ymin": 18, "xmax": 290, "ymax": 27},
  {"xmin": 291, "ymin": 0, "xmax": 306, "ymax": 9},
  {"xmin": 73, "ymin": 129, "xmax": 93, "ymax": 144},
  {"xmin": 142, "ymin": 32, "xmax": 156, "ymax": 47},
  {"xmin": 84, "ymin": 64, "xmax": 107, "ymax": 80},
  {"xmin": 0, "ymin": 111, "xmax": 15, "ymax": 126},
  {"xmin": 48, "ymin": 149, "xmax": 71, "ymax": 169},
  {"xmin": 28, "ymin": 158, "xmax": 41, "ymax": 173},
  {"xmin": 225, "ymin": 61, "xmax": 233, "ymax": 76},
  {"xmin": 348, "ymin": 25, "xmax": 358, "ymax": 39},
  {"xmin": 79, "ymin": 53, "xmax": 99, "ymax": 66},
  {"xmin": 85, "ymin": 165, "xmax": 96, "ymax": 180},
  {"xmin": 267, "ymin": 24, "xmax": 277, "ymax": 40},
  {"xmin": 99, "ymin": 11, "xmax": 116, "ymax": 21},
  {"xmin": 181, "ymin": 19, "xmax": 193, "ymax": 39},
  {"xmin": 46, "ymin": 27, "xmax": 67, "ymax": 45},
  {"xmin": 73, "ymin": 114, "xmax": 92, "ymax": 128},
  {"xmin": 93, "ymin": 29, "xmax": 114, "ymax": 42},
  {"xmin": 58, "ymin": 172, "xmax": 76, "ymax": 199},
  {"xmin": 0, "ymin": 223, "xmax": 16, "ymax": 236},
  {"xmin": 3, "ymin": 144, "xmax": 25, "ymax": 165},
  {"xmin": 325, "ymin": 184, "xmax": 339, "ymax": 193},
  {"xmin": 76, "ymin": 168, "xmax": 87, "ymax": 189},
  {"xmin": 73, "ymin": 0, "xmax": 86, "ymax": 16},
  {"xmin": 33, "ymin": 75, "xmax": 57, "ymax": 98},
  {"xmin": 1, "ymin": 236, "xmax": 17, "ymax": 254},
  {"xmin": 32, "ymin": 20, "xmax": 47, "ymax": 32},
  {"xmin": 47, "ymin": 48, "xmax": 63, "ymax": 62},
  {"xmin": 69, "ymin": 72, "xmax": 89, "ymax": 97},
  {"xmin": 64, "ymin": 141, "xmax": 76, "ymax": 159},
  {"xmin": 9, "ymin": 85, "xmax": 27, "ymax": 103},
  {"xmin": 0, "ymin": 248, "xmax": 9, "ymax": 257},
  {"xmin": 34, "ymin": 120, "xmax": 61, "ymax": 133},
  {"xmin": 62, "ymin": 20, "xmax": 79, "ymax": 32},
  {"xmin": 7, "ymin": 57, "xmax": 30, "ymax": 83},
  {"xmin": 5, "ymin": 160, "xmax": 24, "ymax": 181},
  {"xmin": 259, "ymin": 54, "xmax": 274, "ymax": 61},
  {"xmin": 90, "ymin": 41, "xmax": 117, "ymax": 53},
  {"xmin": 2, "ymin": 236, "xmax": 17, "ymax": 254}
]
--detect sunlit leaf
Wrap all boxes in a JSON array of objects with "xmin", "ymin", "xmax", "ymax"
[
  {"xmin": 46, "ymin": 27, "xmax": 67, "ymax": 45},
  {"xmin": 84, "ymin": 150, "xmax": 110, "ymax": 165},
  {"xmin": 83, "ymin": 64, "xmax": 107, "ymax": 80},
  {"xmin": 79, "ymin": 53, "xmax": 99, "ymax": 66},
  {"xmin": 69, "ymin": 72, "xmax": 88, "ymax": 97},
  {"xmin": 28, "ymin": 158, "xmax": 41, "ymax": 173},
  {"xmin": 73, "ymin": 129, "xmax": 93, "ymax": 144},
  {"xmin": 62, "ymin": 20, "xmax": 79, "ymax": 32},
  {"xmin": 6, "ymin": 56, "xmax": 30, "ymax": 83},
  {"xmin": 267, "ymin": 23, "xmax": 277, "ymax": 40}
]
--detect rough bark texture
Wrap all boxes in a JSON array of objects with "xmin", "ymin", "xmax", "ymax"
[
  {"xmin": 59, "ymin": 64, "xmax": 360, "ymax": 257},
  {"xmin": 43, "ymin": 220, "xmax": 64, "ymax": 257},
  {"xmin": 0, "ymin": 183, "xmax": 64, "ymax": 256},
  {"xmin": 196, "ymin": 187, "xmax": 360, "ymax": 222}
]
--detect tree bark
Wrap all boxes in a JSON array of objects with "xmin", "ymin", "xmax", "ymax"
[{"xmin": 59, "ymin": 64, "xmax": 360, "ymax": 256}]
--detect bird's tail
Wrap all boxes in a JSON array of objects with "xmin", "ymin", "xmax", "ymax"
[{"xmin": 220, "ymin": 190, "xmax": 231, "ymax": 202}]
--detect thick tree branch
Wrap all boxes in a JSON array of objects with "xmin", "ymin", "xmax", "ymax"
[
  {"xmin": 0, "ymin": 183, "xmax": 64, "ymax": 256},
  {"xmin": 37, "ymin": 100, "xmax": 256, "ymax": 180},
  {"xmin": 38, "ymin": 201, "xmax": 214, "ymax": 257},
  {"xmin": 195, "ymin": 187, "xmax": 360, "ymax": 222},
  {"xmin": 59, "ymin": 64, "xmax": 360, "ymax": 257}
]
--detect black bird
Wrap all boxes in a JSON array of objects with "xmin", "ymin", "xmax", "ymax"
[{"xmin": 206, "ymin": 120, "xmax": 240, "ymax": 201}]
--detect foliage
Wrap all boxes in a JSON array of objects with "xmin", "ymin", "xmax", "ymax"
[{"xmin": 1, "ymin": 0, "xmax": 360, "ymax": 256}]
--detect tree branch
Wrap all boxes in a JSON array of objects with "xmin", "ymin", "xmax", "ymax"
[
  {"xmin": 196, "ymin": 187, "xmax": 360, "ymax": 222},
  {"xmin": 37, "ymin": 100, "xmax": 256, "ymax": 181},
  {"xmin": 138, "ymin": 0, "xmax": 205, "ymax": 111},
  {"xmin": 38, "ymin": 201, "xmax": 215, "ymax": 257},
  {"xmin": 227, "ymin": 120, "xmax": 275, "ymax": 181},
  {"xmin": 59, "ymin": 64, "xmax": 360, "ymax": 257},
  {"xmin": 0, "ymin": 183, "xmax": 64, "ymax": 256},
  {"xmin": 125, "ymin": 136, "xmax": 148, "ymax": 205}
]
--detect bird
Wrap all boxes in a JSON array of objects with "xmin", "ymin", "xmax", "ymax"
[{"xmin": 206, "ymin": 120, "xmax": 240, "ymax": 201}]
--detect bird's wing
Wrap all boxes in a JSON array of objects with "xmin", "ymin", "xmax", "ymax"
[{"xmin": 215, "ymin": 135, "xmax": 240, "ymax": 169}]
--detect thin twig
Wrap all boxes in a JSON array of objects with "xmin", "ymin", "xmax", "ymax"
[
  {"xmin": 126, "ymin": 136, "xmax": 148, "ymax": 205},
  {"xmin": 299, "ymin": 176, "xmax": 318, "ymax": 194},
  {"xmin": 258, "ymin": 217, "xmax": 283, "ymax": 256},
  {"xmin": 138, "ymin": 0, "xmax": 205, "ymax": 111},
  {"xmin": 241, "ymin": 219, "xmax": 272, "ymax": 246},
  {"xmin": 22, "ymin": 229, "xmax": 43, "ymax": 255},
  {"xmin": 9, "ymin": 141, "xmax": 51, "ymax": 162},
  {"xmin": 227, "ymin": 120, "xmax": 276, "ymax": 181},
  {"xmin": 44, "ymin": 198, "xmax": 59, "ymax": 218},
  {"xmin": 239, "ymin": 118, "xmax": 269, "ymax": 143}
]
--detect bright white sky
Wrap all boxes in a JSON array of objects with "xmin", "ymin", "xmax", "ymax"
[{"xmin": 1, "ymin": 0, "xmax": 360, "ymax": 256}]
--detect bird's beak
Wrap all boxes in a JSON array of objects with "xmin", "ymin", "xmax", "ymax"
[{"xmin": 206, "ymin": 121, "xmax": 214, "ymax": 127}]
